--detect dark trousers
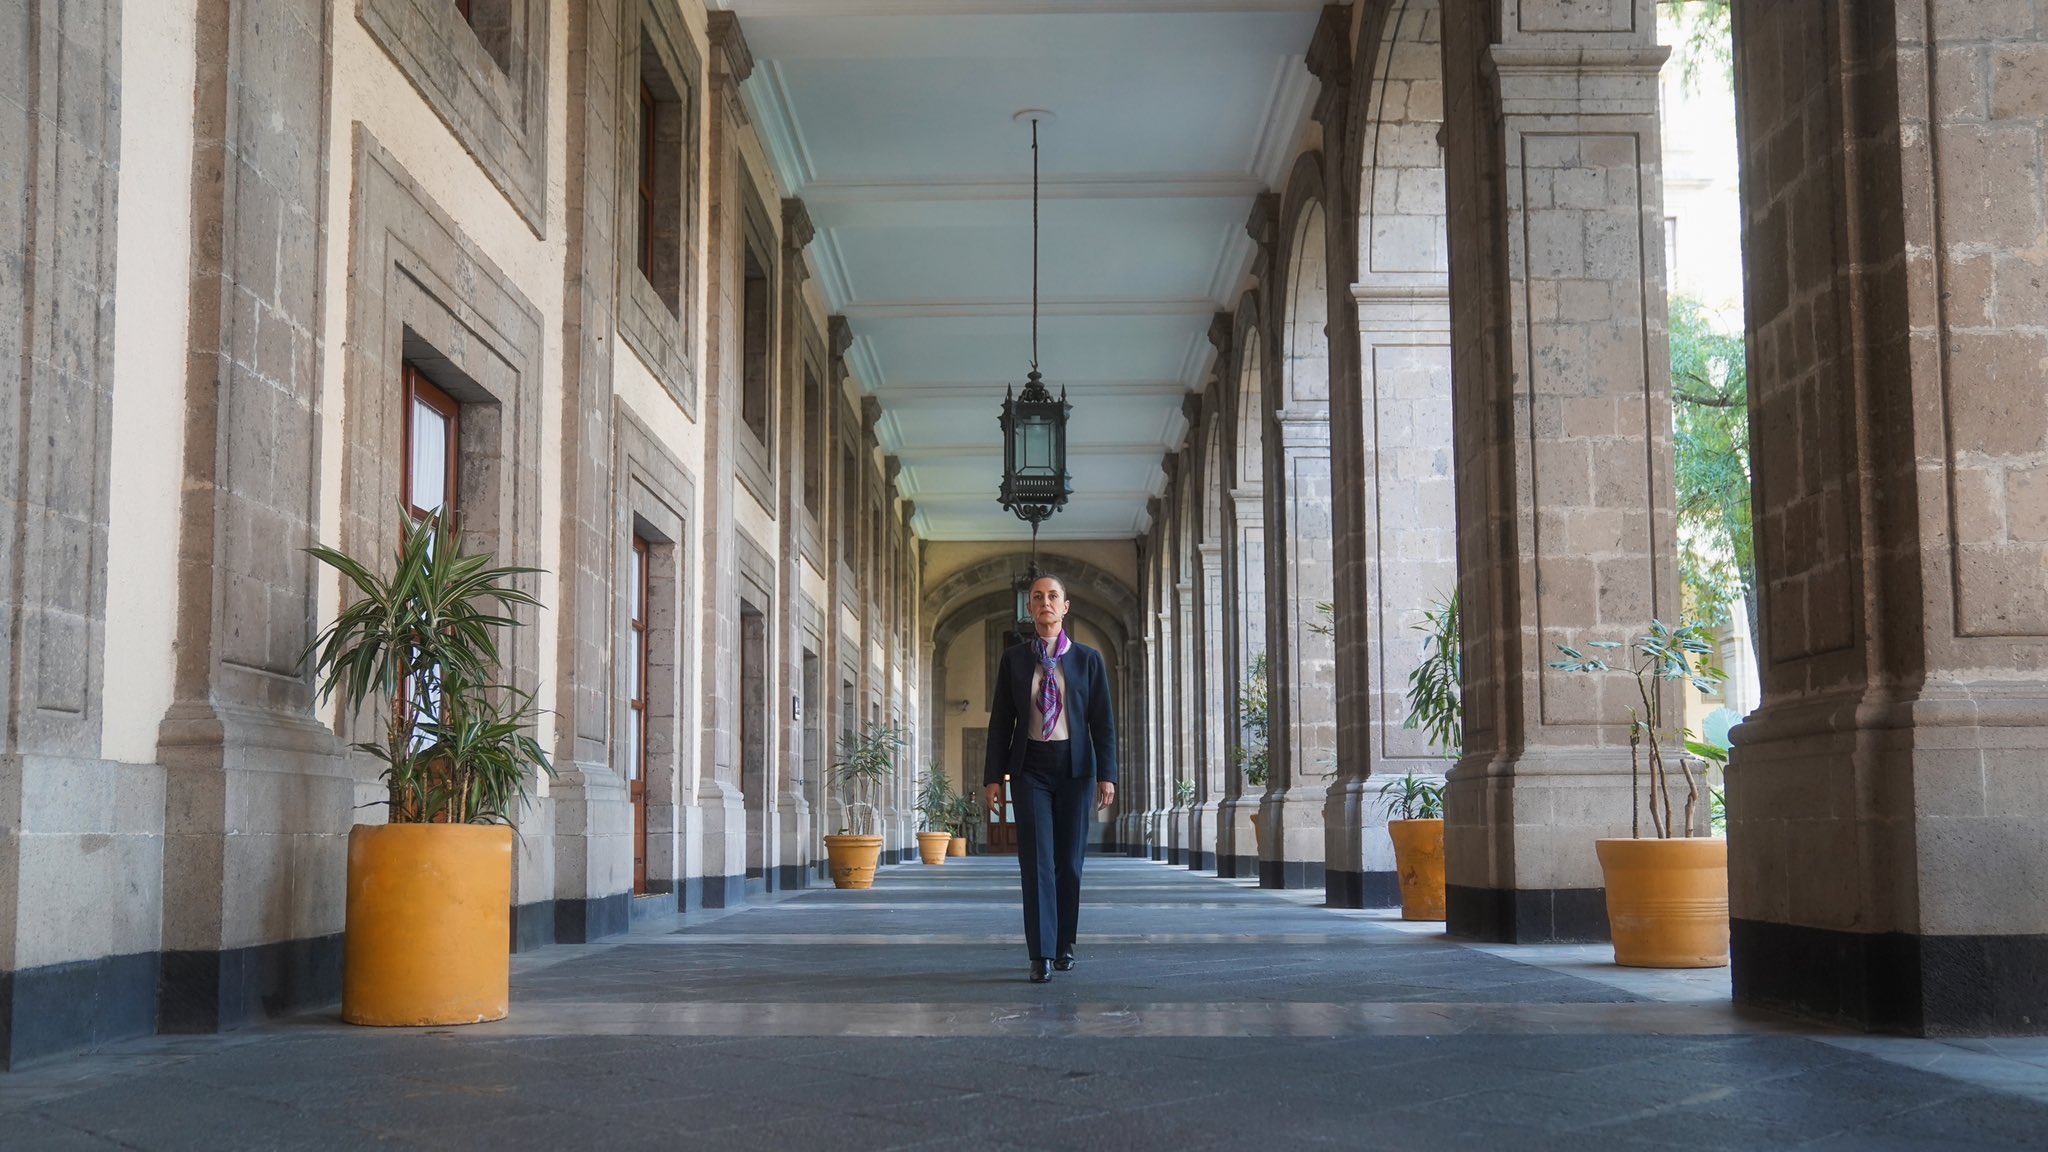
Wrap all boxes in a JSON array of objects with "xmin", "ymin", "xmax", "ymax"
[{"xmin": 1013, "ymin": 739, "xmax": 1093, "ymax": 961}]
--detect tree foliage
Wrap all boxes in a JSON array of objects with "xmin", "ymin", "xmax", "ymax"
[
  {"xmin": 1659, "ymin": 0, "xmax": 1731, "ymax": 94},
  {"xmin": 1400, "ymin": 593, "xmax": 1461, "ymax": 761},
  {"xmin": 1232, "ymin": 651, "xmax": 1270, "ymax": 789},
  {"xmin": 1670, "ymin": 293, "xmax": 1753, "ymax": 633}
]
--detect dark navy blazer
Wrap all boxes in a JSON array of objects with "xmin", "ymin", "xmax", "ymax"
[{"xmin": 983, "ymin": 636, "xmax": 1119, "ymax": 786}]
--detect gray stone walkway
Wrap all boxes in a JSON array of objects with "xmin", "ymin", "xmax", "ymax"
[{"xmin": 5, "ymin": 857, "xmax": 2048, "ymax": 1150}]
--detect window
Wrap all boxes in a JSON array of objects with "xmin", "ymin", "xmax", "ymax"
[
  {"xmin": 633, "ymin": 28, "xmax": 688, "ymax": 319},
  {"xmin": 453, "ymin": 0, "xmax": 512, "ymax": 75},
  {"xmin": 802, "ymin": 366, "xmax": 823, "ymax": 518},
  {"xmin": 741, "ymin": 248, "xmax": 771, "ymax": 444},
  {"xmin": 628, "ymin": 535, "xmax": 650, "ymax": 894},
  {"xmin": 403, "ymin": 364, "xmax": 460, "ymax": 521}
]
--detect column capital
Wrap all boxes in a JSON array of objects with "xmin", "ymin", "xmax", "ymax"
[
  {"xmin": 707, "ymin": 11, "xmax": 755, "ymax": 84},
  {"xmin": 1486, "ymin": 45, "xmax": 1667, "ymax": 115}
]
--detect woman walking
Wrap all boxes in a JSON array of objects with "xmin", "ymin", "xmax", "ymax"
[{"xmin": 984, "ymin": 573, "xmax": 1118, "ymax": 983}]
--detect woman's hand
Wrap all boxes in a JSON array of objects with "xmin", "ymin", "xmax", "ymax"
[
  {"xmin": 1096, "ymin": 781, "xmax": 1116, "ymax": 811},
  {"xmin": 985, "ymin": 782, "xmax": 1003, "ymax": 812}
]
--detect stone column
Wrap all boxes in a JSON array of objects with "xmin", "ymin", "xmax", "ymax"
[
  {"xmin": 0, "ymin": 0, "xmax": 148, "ymax": 1067},
  {"xmin": 1727, "ymin": 0, "xmax": 2048, "ymax": 1034},
  {"xmin": 1193, "ymin": 541, "xmax": 1228, "ymax": 872},
  {"xmin": 696, "ymin": 11, "xmax": 753, "ymax": 907},
  {"xmin": 1440, "ymin": 0, "xmax": 1677, "ymax": 941},
  {"xmin": 773, "ymin": 197, "xmax": 815, "ymax": 891},
  {"xmin": 156, "ymin": 0, "xmax": 356, "ymax": 1032},
  {"xmin": 1326, "ymin": 0, "xmax": 1459, "ymax": 908},
  {"xmin": 550, "ymin": 0, "xmax": 630, "ymax": 943}
]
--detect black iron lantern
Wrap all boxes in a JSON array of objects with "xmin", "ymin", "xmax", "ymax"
[
  {"xmin": 998, "ymin": 372, "xmax": 1070, "ymax": 527},
  {"xmin": 997, "ymin": 111, "xmax": 1071, "ymax": 533}
]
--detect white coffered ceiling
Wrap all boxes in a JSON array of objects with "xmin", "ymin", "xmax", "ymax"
[{"xmin": 721, "ymin": 0, "xmax": 1325, "ymax": 540}]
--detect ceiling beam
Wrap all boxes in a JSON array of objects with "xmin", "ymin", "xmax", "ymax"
[
  {"xmin": 841, "ymin": 298, "xmax": 1217, "ymax": 322},
  {"xmin": 799, "ymin": 173, "xmax": 1265, "ymax": 205},
  {"xmin": 721, "ymin": 0, "xmax": 1327, "ymax": 18}
]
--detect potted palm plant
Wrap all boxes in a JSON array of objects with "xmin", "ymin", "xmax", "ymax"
[
  {"xmin": 1549, "ymin": 620, "xmax": 1727, "ymax": 968},
  {"xmin": 945, "ymin": 789, "xmax": 980, "ymax": 855},
  {"xmin": 825, "ymin": 723, "xmax": 902, "ymax": 888},
  {"xmin": 302, "ymin": 509, "xmax": 551, "ymax": 1026},
  {"xmin": 1389, "ymin": 592, "xmax": 1459, "ymax": 921},
  {"xmin": 913, "ymin": 763, "xmax": 956, "ymax": 864}
]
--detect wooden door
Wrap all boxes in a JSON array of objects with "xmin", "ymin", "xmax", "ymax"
[{"xmin": 965, "ymin": 728, "xmax": 1017, "ymax": 854}]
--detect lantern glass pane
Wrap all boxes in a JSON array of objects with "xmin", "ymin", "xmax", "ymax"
[{"xmin": 1021, "ymin": 419, "xmax": 1053, "ymax": 472}]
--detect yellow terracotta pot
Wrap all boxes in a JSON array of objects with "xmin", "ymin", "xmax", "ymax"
[
  {"xmin": 947, "ymin": 834, "xmax": 967, "ymax": 857},
  {"xmin": 1596, "ymin": 836, "xmax": 1729, "ymax": 968},
  {"xmin": 917, "ymin": 831, "xmax": 951, "ymax": 865},
  {"xmin": 824, "ymin": 834, "xmax": 885, "ymax": 889},
  {"xmin": 343, "ymin": 823, "xmax": 512, "ymax": 1027},
  {"xmin": 1387, "ymin": 818, "xmax": 1446, "ymax": 921},
  {"xmin": 1249, "ymin": 811, "xmax": 1263, "ymax": 857}
]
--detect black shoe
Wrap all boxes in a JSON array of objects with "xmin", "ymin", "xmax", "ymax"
[
  {"xmin": 1053, "ymin": 950, "xmax": 1075, "ymax": 972},
  {"xmin": 1030, "ymin": 958, "xmax": 1052, "ymax": 983}
]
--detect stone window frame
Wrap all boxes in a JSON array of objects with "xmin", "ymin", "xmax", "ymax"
[
  {"xmin": 359, "ymin": 0, "xmax": 551, "ymax": 234},
  {"xmin": 614, "ymin": 0, "xmax": 703, "ymax": 415},
  {"xmin": 733, "ymin": 172, "xmax": 778, "ymax": 509},
  {"xmin": 613, "ymin": 403, "xmax": 697, "ymax": 899},
  {"xmin": 342, "ymin": 129, "xmax": 547, "ymax": 744}
]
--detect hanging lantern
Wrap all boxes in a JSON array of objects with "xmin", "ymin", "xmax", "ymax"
[{"xmin": 996, "ymin": 110, "xmax": 1071, "ymax": 532}]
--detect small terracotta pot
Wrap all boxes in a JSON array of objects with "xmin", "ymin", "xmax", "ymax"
[
  {"xmin": 1387, "ymin": 818, "xmax": 1446, "ymax": 921},
  {"xmin": 824, "ymin": 834, "xmax": 886, "ymax": 889},
  {"xmin": 1596, "ymin": 836, "xmax": 1729, "ymax": 968},
  {"xmin": 947, "ymin": 834, "xmax": 967, "ymax": 857},
  {"xmin": 1249, "ymin": 811, "xmax": 1263, "ymax": 858},
  {"xmin": 916, "ymin": 831, "xmax": 951, "ymax": 865}
]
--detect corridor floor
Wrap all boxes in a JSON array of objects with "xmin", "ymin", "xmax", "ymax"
[{"xmin": 5, "ymin": 857, "xmax": 2048, "ymax": 1151}]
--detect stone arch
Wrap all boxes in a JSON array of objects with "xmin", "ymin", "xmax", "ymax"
[
  {"xmin": 921, "ymin": 554, "xmax": 1142, "ymax": 799},
  {"xmin": 1255, "ymin": 150, "xmax": 1337, "ymax": 887}
]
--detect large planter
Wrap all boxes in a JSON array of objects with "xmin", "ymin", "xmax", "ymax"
[
  {"xmin": 916, "ymin": 831, "xmax": 951, "ymax": 865},
  {"xmin": 824, "ymin": 833, "xmax": 885, "ymax": 889},
  {"xmin": 343, "ymin": 823, "xmax": 512, "ymax": 1026},
  {"xmin": 1596, "ymin": 836, "xmax": 1729, "ymax": 968},
  {"xmin": 1387, "ymin": 818, "xmax": 1446, "ymax": 921},
  {"xmin": 947, "ymin": 834, "xmax": 967, "ymax": 857}
]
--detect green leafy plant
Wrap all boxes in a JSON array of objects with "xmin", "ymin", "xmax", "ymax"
[
  {"xmin": 1547, "ymin": 621, "xmax": 1725, "ymax": 839},
  {"xmin": 1687, "ymin": 736, "xmax": 1730, "ymax": 837},
  {"xmin": 946, "ymin": 791, "xmax": 983, "ymax": 842},
  {"xmin": 914, "ymin": 762, "xmax": 958, "ymax": 833},
  {"xmin": 831, "ymin": 723, "xmax": 903, "ymax": 836},
  {"xmin": 302, "ymin": 508, "xmax": 551, "ymax": 824},
  {"xmin": 1232, "ymin": 651, "xmax": 1271, "ymax": 789},
  {"xmin": 1376, "ymin": 771, "xmax": 1444, "ymax": 822},
  {"xmin": 1670, "ymin": 293, "xmax": 1753, "ymax": 636},
  {"xmin": 1173, "ymin": 778, "xmax": 1196, "ymax": 808},
  {"xmin": 1659, "ymin": 0, "xmax": 1731, "ymax": 93},
  {"xmin": 1401, "ymin": 592, "xmax": 1462, "ymax": 760}
]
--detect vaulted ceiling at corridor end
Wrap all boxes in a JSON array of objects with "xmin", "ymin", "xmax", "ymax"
[{"xmin": 724, "ymin": 0, "xmax": 1327, "ymax": 540}]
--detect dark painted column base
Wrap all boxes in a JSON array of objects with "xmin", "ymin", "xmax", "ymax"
[
  {"xmin": 1166, "ymin": 847, "xmax": 1185, "ymax": 866},
  {"xmin": 159, "ymin": 934, "xmax": 344, "ymax": 1035},
  {"xmin": 0, "ymin": 952, "xmax": 160, "ymax": 1070},
  {"xmin": 1733, "ymin": 919, "xmax": 2048, "ymax": 1036},
  {"xmin": 776, "ymin": 863, "xmax": 809, "ymax": 891},
  {"xmin": 555, "ymin": 893, "xmax": 631, "ymax": 944},
  {"xmin": 1190, "ymin": 850, "xmax": 1215, "ymax": 873},
  {"xmin": 1446, "ymin": 884, "xmax": 1609, "ymax": 943},
  {"xmin": 1219, "ymin": 854, "xmax": 1259, "ymax": 879},
  {"xmin": 512, "ymin": 902, "xmax": 555, "ymax": 952},
  {"xmin": 1325, "ymin": 869, "xmax": 1401, "ymax": 909},
  {"xmin": 703, "ymin": 874, "xmax": 746, "ymax": 909},
  {"xmin": 1259, "ymin": 859, "xmax": 1325, "ymax": 890}
]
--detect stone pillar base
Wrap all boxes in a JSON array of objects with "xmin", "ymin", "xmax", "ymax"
[
  {"xmin": 1258, "ymin": 787, "xmax": 1327, "ymax": 889},
  {"xmin": 698, "ymin": 784, "xmax": 748, "ymax": 908},
  {"xmin": 1217, "ymin": 796, "xmax": 1259, "ymax": 879},
  {"xmin": 1444, "ymin": 755, "xmax": 1635, "ymax": 942},
  {"xmin": 1187, "ymin": 800, "xmax": 1221, "ymax": 872},
  {"xmin": 158, "ymin": 704, "xmax": 354, "ymax": 1034},
  {"xmin": 551, "ymin": 765, "xmax": 633, "ymax": 943},
  {"xmin": 1728, "ymin": 691, "xmax": 2048, "ymax": 1035},
  {"xmin": 775, "ymin": 794, "xmax": 811, "ymax": 891},
  {"xmin": 1324, "ymin": 778, "xmax": 1398, "ymax": 909}
]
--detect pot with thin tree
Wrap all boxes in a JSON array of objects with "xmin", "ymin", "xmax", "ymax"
[
  {"xmin": 1549, "ymin": 621, "xmax": 1728, "ymax": 968},
  {"xmin": 826, "ymin": 723, "xmax": 902, "ymax": 888},
  {"xmin": 914, "ymin": 763, "xmax": 957, "ymax": 864},
  {"xmin": 1388, "ymin": 593, "xmax": 1459, "ymax": 921},
  {"xmin": 946, "ymin": 789, "xmax": 980, "ymax": 856},
  {"xmin": 302, "ymin": 509, "xmax": 553, "ymax": 1027}
]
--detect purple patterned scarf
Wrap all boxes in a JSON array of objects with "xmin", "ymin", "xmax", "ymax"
[{"xmin": 1034, "ymin": 631, "xmax": 1071, "ymax": 740}]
